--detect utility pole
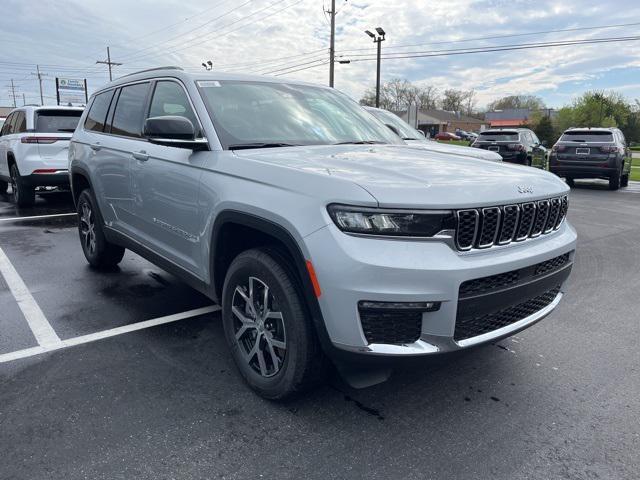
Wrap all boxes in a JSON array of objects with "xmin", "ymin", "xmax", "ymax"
[
  {"xmin": 31, "ymin": 65, "xmax": 45, "ymax": 105},
  {"xmin": 96, "ymin": 46, "xmax": 122, "ymax": 81},
  {"xmin": 365, "ymin": 28, "xmax": 386, "ymax": 108},
  {"xmin": 8, "ymin": 79, "xmax": 17, "ymax": 107},
  {"xmin": 328, "ymin": 0, "xmax": 336, "ymax": 87},
  {"xmin": 22, "ymin": 93, "xmax": 26, "ymax": 106}
]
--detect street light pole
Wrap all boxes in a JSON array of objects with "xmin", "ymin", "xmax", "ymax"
[
  {"xmin": 365, "ymin": 28, "xmax": 386, "ymax": 108},
  {"xmin": 328, "ymin": 0, "xmax": 336, "ymax": 87}
]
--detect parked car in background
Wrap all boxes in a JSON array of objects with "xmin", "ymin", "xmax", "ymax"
[
  {"xmin": 455, "ymin": 129, "xmax": 474, "ymax": 141},
  {"xmin": 472, "ymin": 128, "xmax": 547, "ymax": 168},
  {"xmin": 549, "ymin": 127, "xmax": 631, "ymax": 190},
  {"xmin": 435, "ymin": 131, "xmax": 461, "ymax": 141},
  {"xmin": 365, "ymin": 106, "xmax": 501, "ymax": 162},
  {"xmin": 69, "ymin": 68, "xmax": 575, "ymax": 399},
  {"xmin": 0, "ymin": 105, "xmax": 83, "ymax": 205}
]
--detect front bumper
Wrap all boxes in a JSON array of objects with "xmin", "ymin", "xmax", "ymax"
[{"xmin": 305, "ymin": 220, "xmax": 577, "ymax": 357}]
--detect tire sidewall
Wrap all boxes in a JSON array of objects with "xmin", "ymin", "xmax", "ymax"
[
  {"xmin": 222, "ymin": 250, "xmax": 309, "ymax": 399},
  {"xmin": 77, "ymin": 189, "xmax": 108, "ymax": 266}
]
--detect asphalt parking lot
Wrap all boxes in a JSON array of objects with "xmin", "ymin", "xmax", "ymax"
[{"xmin": 0, "ymin": 182, "xmax": 639, "ymax": 480}]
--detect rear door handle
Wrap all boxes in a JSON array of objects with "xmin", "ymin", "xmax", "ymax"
[
  {"xmin": 90, "ymin": 142, "xmax": 101, "ymax": 151},
  {"xmin": 132, "ymin": 150, "xmax": 149, "ymax": 162}
]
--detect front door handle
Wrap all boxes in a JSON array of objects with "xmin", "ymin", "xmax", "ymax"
[
  {"xmin": 90, "ymin": 142, "xmax": 101, "ymax": 151},
  {"xmin": 132, "ymin": 150, "xmax": 149, "ymax": 162}
]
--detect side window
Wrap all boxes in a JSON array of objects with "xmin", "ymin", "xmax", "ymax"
[
  {"xmin": 110, "ymin": 82, "xmax": 150, "ymax": 138},
  {"xmin": 531, "ymin": 132, "xmax": 540, "ymax": 145},
  {"xmin": 0, "ymin": 113, "xmax": 13, "ymax": 135},
  {"xmin": 148, "ymin": 81, "xmax": 200, "ymax": 136},
  {"xmin": 85, "ymin": 90, "xmax": 115, "ymax": 132},
  {"xmin": 15, "ymin": 112, "xmax": 26, "ymax": 133},
  {"xmin": 618, "ymin": 131, "xmax": 627, "ymax": 146}
]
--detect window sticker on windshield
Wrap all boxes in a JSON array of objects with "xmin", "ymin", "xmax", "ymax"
[{"xmin": 198, "ymin": 80, "xmax": 221, "ymax": 87}]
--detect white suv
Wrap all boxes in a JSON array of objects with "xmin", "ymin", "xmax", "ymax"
[{"xmin": 0, "ymin": 105, "xmax": 83, "ymax": 206}]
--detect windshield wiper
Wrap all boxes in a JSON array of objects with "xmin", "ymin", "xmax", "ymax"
[
  {"xmin": 228, "ymin": 142, "xmax": 301, "ymax": 150},
  {"xmin": 332, "ymin": 140, "xmax": 386, "ymax": 145}
]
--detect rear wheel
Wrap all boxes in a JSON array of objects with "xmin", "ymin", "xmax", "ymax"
[
  {"xmin": 222, "ymin": 248, "xmax": 325, "ymax": 400},
  {"xmin": 621, "ymin": 173, "xmax": 629, "ymax": 188},
  {"xmin": 609, "ymin": 168, "xmax": 622, "ymax": 191},
  {"xmin": 10, "ymin": 164, "xmax": 35, "ymax": 207},
  {"xmin": 77, "ymin": 189, "xmax": 125, "ymax": 268}
]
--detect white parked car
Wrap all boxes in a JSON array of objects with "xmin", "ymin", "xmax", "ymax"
[
  {"xmin": 0, "ymin": 105, "xmax": 83, "ymax": 205},
  {"xmin": 365, "ymin": 106, "xmax": 502, "ymax": 162}
]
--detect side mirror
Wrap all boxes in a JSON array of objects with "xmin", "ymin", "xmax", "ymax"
[{"xmin": 143, "ymin": 116, "xmax": 207, "ymax": 150}]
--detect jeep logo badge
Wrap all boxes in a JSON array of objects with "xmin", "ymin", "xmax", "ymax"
[{"xmin": 517, "ymin": 185, "xmax": 534, "ymax": 194}]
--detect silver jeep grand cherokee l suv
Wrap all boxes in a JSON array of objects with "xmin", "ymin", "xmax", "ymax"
[{"xmin": 69, "ymin": 67, "xmax": 576, "ymax": 399}]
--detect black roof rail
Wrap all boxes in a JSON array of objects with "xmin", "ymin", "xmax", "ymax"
[{"xmin": 118, "ymin": 66, "xmax": 184, "ymax": 79}]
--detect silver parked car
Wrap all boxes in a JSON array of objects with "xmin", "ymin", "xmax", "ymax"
[
  {"xmin": 69, "ymin": 67, "xmax": 576, "ymax": 399},
  {"xmin": 364, "ymin": 106, "xmax": 502, "ymax": 162}
]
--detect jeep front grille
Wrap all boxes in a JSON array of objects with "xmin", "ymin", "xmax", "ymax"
[{"xmin": 454, "ymin": 196, "xmax": 568, "ymax": 251}]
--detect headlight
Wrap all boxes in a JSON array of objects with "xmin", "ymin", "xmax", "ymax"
[{"xmin": 327, "ymin": 204, "xmax": 455, "ymax": 237}]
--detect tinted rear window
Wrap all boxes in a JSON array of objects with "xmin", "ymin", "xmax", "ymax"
[
  {"xmin": 85, "ymin": 90, "xmax": 115, "ymax": 132},
  {"xmin": 35, "ymin": 110, "xmax": 82, "ymax": 133},
  {"xmin": 560, "ymin": 131, "xmax": 614, "ymax": 142},
  {"xmin": 479, "ymin": 131, "xmax": 519, "ymax": 141},
  {"xmin": 111, "ymin": 83, "xmax": 150, "ymax": 138}
]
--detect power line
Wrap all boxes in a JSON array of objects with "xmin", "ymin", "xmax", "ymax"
[
  {"xmin": 336, "ymin": 20, "xmax": 640, "ymax": 54},
  {"xmin": 274, "ymin": 60, "xmax": 330, "ymax": 76},
  {"xmin": 347, "ymin": 35, "xmax": 640, "ymax": 62}
]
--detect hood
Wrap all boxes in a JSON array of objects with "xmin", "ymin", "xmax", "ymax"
[
  {"xmin": 233, "ymin": 144, "xmax": 568, "ymax": 209},
  {"xmin": 404, "ymin": 139, "xmax": 502, "ymax": 161}
]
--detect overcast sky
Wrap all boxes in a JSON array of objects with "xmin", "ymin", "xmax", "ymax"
[{"xmin": 2, "ymin": 0, "xmax": 640, "ymax": 110}]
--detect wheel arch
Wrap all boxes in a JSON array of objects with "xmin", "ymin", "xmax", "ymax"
[
  {"xmin": 70, "ymin": 166, "xmax": 94, "ymax": 207},
  {"xmin": 210, "ymin": 210, "xmax": 333, "ymax": 352}
]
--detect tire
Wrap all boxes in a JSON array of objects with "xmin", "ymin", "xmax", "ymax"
[
  {"xmin": 77, "ymin": 189, "xmax": 125, "ymax": 268},
  {"xmin": 621, "ymin": 174, "xmax": 629, "ymax": 188},
  {"xmin": 10, "ymin": 164, "xmax": 35, "ymax": 207},
  {"xmin": 609, "ymin": 168, "xmax": 621, "ymax": 191},
  {"xmin": 566, "ymin": 178, "xmax": 575, "ymax": 188},
  {"xmin": 0, "ymin": 179, "xmax": 7, "ymax": 194},
  {"xmin": 221, "ymin": 248, "xmax": 326, "ymax": 400}
]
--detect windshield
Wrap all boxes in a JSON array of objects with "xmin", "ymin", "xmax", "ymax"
[
  {"xmin": 197, "ymin": 80, "xmax": 401, "ymax": 149},
  {"xmin": 479, "ymin": 131, "xmax": 520, "ymax": 141},
  {"xmin": 35, "ymin": 110, "xmax": 82, "ymax": 133},
  {"xmin": 560, "ymin": 131, "xmax": 614, "ymax": 142},
  {"xmin": 369, "ymin": 109, "xmax": 423, "ymax": 140}
]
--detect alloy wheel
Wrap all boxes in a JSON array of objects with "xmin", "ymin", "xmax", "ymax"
[
  {"xmin": 10, "ymin": 169, "xmax": 18, "ymax": 202},
  {"xmin": 79, "ymin": 202, "xmax": 97, "ymax": 256},
  {"xmin": 231, "ymin": 276, "xmax": 286, "ymax": 378}
]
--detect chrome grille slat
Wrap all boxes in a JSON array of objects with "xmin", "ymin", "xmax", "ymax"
[
  {"xmin": 498, "ymin": 205, "xmax": 519, "ymax": 245},
  {"xmin": 454, "ymin": 196, "xmax": 568, "ymax": 252},
  {"xmin": 530, "ymin": 200, "xmax": 550, "ymax": 237},
  {"xmin": 477, "ymin": 207, "xmax": 501, "ymax": 248},
  {"xmin": 455, "ymin": 209, "xmax": 479, "ymax": 251}
]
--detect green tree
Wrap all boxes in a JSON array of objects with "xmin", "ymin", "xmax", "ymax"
[
  {"xmin": 533, "ymin": 115, "xmax": 557, "ymax": 145},
  {"xmin": 487, "ymin": 95, "xmax": 545, "ymax": 111}
]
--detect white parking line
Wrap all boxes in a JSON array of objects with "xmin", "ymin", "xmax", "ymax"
[
  {"xmin": 0, "ymin": 246, "xmax": 61, "ymax": 347},
  {"xmin": 0, "ymin": 212, "xmax": 77, "ymax": 222},
  {"xmin": 0, "ymin": 305, "xmax": 221, "ymax": 364}
]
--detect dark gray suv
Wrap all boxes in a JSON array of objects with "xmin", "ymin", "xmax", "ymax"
[{"xmin": 549, "ymin": 127, "xmax": 632, "ymax": 190}]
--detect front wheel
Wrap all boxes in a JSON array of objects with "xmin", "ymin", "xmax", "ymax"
[
  {"xmin": 222, "ymin": 248, "xmax": 325, "ymax": 400},
  {"xmin": 77, "ymin": 189, "xmax": 125, "ymax": 269}
]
